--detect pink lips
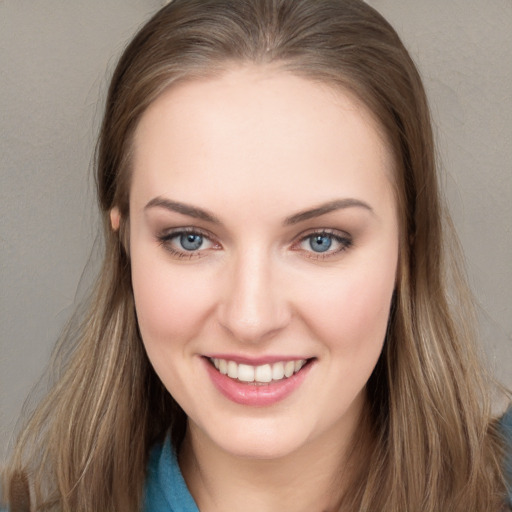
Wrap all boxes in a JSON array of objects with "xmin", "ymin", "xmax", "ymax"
[{"xmin": 203, "ymin": 356, "xmax": 313, "ymax": 407}]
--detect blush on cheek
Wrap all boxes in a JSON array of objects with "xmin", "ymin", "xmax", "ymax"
[
  {"xmin": 307, "ymin": 269, "xmax": 394, "ymax": 356},
  {"xmin": 132, "ymin": 261, "xmax": 216, "ymax": 345},
  {"xmin": 343, "ymin": 249, "xmax": 397, "ymax": 342},
  {"xmin": 350, "ymin": 283, "xmax": 394, "ymax": 333}
]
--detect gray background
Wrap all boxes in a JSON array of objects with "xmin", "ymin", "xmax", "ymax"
[{"xmin": 1, "ymin": 0, "xmax": 511, "ymax": 459}]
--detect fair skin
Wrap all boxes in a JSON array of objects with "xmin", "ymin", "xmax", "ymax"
[{"xmin": 118, "ymin": 65, "xmax": 399, "ymax": 511}]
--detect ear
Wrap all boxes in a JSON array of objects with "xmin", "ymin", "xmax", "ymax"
[{"xmin": 110, "ymin": 207, "xmax": 121, "ymax": 231}]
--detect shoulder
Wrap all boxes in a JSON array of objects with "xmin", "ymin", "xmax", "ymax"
[{"xmin": 143, "ymin": 438, "xmax": 199, "ymax": 512}]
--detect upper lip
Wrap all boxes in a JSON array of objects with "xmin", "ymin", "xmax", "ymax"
[{"xmin": 203, "ymin": 354, "xmax": 313, "ymax": 365}]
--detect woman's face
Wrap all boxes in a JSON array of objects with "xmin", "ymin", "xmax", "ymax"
[{"xmin": 128, "ymin": 66, "xmax": 399, "ymax": 459}]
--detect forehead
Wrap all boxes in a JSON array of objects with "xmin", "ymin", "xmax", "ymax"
[{"xmin": 130, "ymin": 65, "xmax": 395, "ymax": 216}]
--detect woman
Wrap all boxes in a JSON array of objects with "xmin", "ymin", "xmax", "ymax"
[{"xmin": 3, "ymin": 0, "xmax": 511, "ymax": 510}]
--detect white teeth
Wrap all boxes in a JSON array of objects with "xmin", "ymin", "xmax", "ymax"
[
  {"xmin": 238, "ymin": 364, "xmax": 255, "ymax": 382},
  {"xmin": 210, "ymin": 358, "xmax": 307, "ymax": 383},
  {"xmin": 255, "ymin": 364, "xmax": 272, "ymax": 383},
  {"xmin": 227, "ymin": 360, "xmax": 238, "ymax": 378},
  {"xmin": 284, "ymin": 361, "xmax": 295, "ymax": 378},
  {"xmin": 272, "ymin": 362, "xmax": 285, "ymax": 381}
]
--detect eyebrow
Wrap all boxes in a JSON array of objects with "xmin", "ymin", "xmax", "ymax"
[
  {"xmin": 284, "ymin": 199, "xmax": 374, "ymax": 225},
  {"xmin": 144, "ymin": 197, "xmax": 221, "ymax": 224},
  {"xmin": 144, "ymin": 196, "xmax": 373, "ymax": 225}
]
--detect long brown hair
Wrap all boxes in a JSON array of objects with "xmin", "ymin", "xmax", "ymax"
[{"xmin": 3, "ymin": 0, "xmax": 510, "ymax": 510}]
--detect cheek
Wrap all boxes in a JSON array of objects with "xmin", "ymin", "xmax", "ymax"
[
  {"xmin": 298, "ymin": 254, "xmax": 396, "ymax": 356},
  {"xmin": 131, "ymin": 252, "xmax": 215, "ymax": 346}
]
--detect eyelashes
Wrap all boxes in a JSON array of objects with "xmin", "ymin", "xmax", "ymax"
[
  {"xmin": 156, "ymin": 227, "xmax": 352, "ymax": 260},
  {"xmin": 157, "ymin": 227, "xmax": 220, "ymax": 259},
  {"xmin": 294, "ymin": 229, "xmax": 352, "ymax": 258}
]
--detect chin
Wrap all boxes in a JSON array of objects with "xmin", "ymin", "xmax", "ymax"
[
  {"xmin": 192, "ymin": 414, "xmax": 314, "ymax": 460},
  {"xmin": 217, "ymin": 434, "xmax": 305, "ymax": 460}
]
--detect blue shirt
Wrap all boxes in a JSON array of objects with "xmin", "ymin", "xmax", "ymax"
[
  {"xmin": 144, "ymin": 436, "xmax": 200, "ymax": 512},
  {"xmin": 502, "ymin": 407, "xmax": 512, "ymax": 504}
]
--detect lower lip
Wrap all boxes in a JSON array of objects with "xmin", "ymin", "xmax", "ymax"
[{"xmin": 203, "ymin": 358, "xmax": 313, "ymax": 406}]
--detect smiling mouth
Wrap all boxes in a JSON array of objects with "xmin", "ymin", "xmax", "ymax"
[{"xmin": 207, "ymin": 357, "xmax": 312, "ymax": 385}]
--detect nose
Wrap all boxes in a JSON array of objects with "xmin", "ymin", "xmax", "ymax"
[{"xmin": 217, "ymin": 249, "xmax": 291, "ymax": 344}]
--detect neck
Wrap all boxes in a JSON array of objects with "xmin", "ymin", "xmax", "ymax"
[{"xmin": 180, "ymin": 402, "xmax": 369, "ymax": 512}]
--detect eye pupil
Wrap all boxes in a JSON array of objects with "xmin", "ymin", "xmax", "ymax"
[
  {"xmin": 310, "ymin": 235, "xmax": 332, "ymax": 253},
  {"xmin": 180, "ymin": 233, "xmax": 203, "ymax": 251}
]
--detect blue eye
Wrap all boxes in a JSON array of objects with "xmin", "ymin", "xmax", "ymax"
[
  {"xmin": 180, "ymin": 233, "xmax": 204, "ymax": 251},
  {"xmin": 158, "ymin": 228, "xmax": 217, "ymax": 258},
  {"xmin": 298, "ymin": 231, "xmax": 352, "ymax": 257},
  {"xmin": 309, "ymin": 234, "xmax": 333, "ymax": 253}
]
